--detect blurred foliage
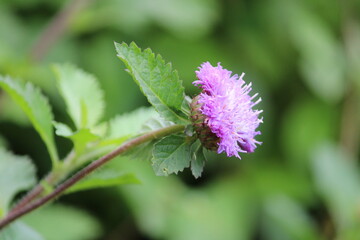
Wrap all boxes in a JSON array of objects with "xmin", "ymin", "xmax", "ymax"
[
  {"xmin": 0, "ymin": 0, "xmax": 360, "ymax": 239},
  {"xmin": 0, "ymin": 149, "xmax": 36, "ymax": 217},
  {"xmin": 23, "ymin": 204, "xmax": 102, "ymax": 240}
]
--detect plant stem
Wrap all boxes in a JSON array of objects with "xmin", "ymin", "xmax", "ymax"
[
  {"xmin": 0, "ymin": 124, "xmax": 185, "ymax": 230},
  {"xmin": 10, "ymin": 151, "xmax": 77, "ymax": 212},
  {"xmin": 10, "ymin": 174, "xmax": 52, "ymax": 213}
]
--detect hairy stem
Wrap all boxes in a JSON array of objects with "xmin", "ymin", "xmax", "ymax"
[
  {"xmin": 10, "ymin": 151, "xmax": 77, "ymax": 212},
  {"xmin": 0, "ymin": 124, "xmax": 185, "ymax": 230},
  {"xmin": 10, "ymin": 174, "xmax": 52, "ymax": 213}
]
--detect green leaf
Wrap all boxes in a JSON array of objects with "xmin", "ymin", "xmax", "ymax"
[
  {"xmin": 0, "ymin": 149, "xmax": 36, "ymax": 216},
  {"xmin": 112, "ymin": 112, "xmax": 173, "ymax": 161},
  {"xmin": 0, "ymin": 221, "xmax": 44, "ymax": 240},
  {"xmin": 0, "ymin": 76, "xmax": 59, "ymax": 164},
  {"xmin": 70, "ymin": 129, "xmax": 99, "ymax": 154},
  {"xmin": 53, "ymin": 64, "xmax": 105, "ymax": 129},
  {"xmin": 141, "ymin": 115, "xmax": 174, "ymax": 133},
  {"xmin": 107, "ymin": 107, "xmax": 157, "ymax": 141},
  {"xmin": 53, "ymin": 121, "xmax": 73, "ymax": 137},
  {"xmin": 23, "ymin": 205, "xmax": 101, "ymax": 240},
  {"xmin": 152, "ymin": 134, "xmax": 192, "ymax": 176},
  {"xmin": 95, "ymin": 108, "xmax": 159, "ymax": 162},
  {"xmin": 53, "ymin": 121, "xmax": 99, "ymax": 154},
  {"xmin": 190, "ymin": 141, "xmax": 206, "ymax": 178},
  {"xmin": 115, "ymin": 42, "xmax": 188, "ymax": 124},
  {"xmin": 126, "ymin": 142, "xmax": 154, "ymax": 162},
  {"xmin": 66, "ymin": 168, "xmax": 140, "ymax": 194}
]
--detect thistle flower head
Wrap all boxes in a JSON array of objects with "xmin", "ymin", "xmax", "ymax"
[{"xmin": 191, "ymin": 62, "xmax": 263, "ymax": 158}]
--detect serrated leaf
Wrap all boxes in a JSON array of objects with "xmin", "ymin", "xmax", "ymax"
[
  {"xmin": 107, "ymin": 107, "xmax": 157, "ymax": 141},
  {"xmin": 53, "ymin": 64, "xmax": 105, "ymax": 129},
  {"xmin": 104, "ymin": 109, "xmax": 172, "ymax": 162},
  {"xmin": 127, "ymin": 115, "xmax": 174, "ymax": 161},
  {"xmin": 0, "ymin": 76, "xmax": 58, "ymax": 164},
  {"xmin": 190, "ymin": 141, "xmax": 206, "ymax": 178},
  {"xmin": 0, "ymin": 149, "xmax": 36, "ymax": 216},
  {"xmin": 126, "ymin": 142, "xmax": 155, "ymax": 162},
  {"xmin": 115, "ymin": 42, "xmax": 188, "ymax": 124},
  {"xmin": 141, "ymin": 115, "xmax": 174, "ymax": 133},
  {"xmin": 95, "ymin": 108, "xmax": 158, "ymax": 161},
  {"xmin": 0, "ymin": 221, "xmax": 44, "ymax": 240},
  {"xmin": 152, "ymin": 135, "xmax": 192, "ymax": 176}
]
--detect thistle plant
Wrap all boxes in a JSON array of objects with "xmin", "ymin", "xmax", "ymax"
[{"xmin": 0, "ymin": 42, "xmax": 262, "ymax": 233}]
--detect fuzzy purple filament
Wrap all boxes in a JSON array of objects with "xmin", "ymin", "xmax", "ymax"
[{"xmin": 193, "ymin": 62, "xmax": 263, "ymax": 158}]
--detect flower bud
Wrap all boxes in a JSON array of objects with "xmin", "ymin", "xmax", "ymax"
[{"xmin": 190, "ymin": 95, "xmax": 219, "ymax": 151}]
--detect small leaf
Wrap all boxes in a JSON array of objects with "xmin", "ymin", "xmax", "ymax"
[
  {"xmin": 53, "ymin": 121, "xmax": 73, "ymax": 137},
  {"xmin": 66, "ymin": 168, "xmax": 140, "ymax": 194},
  {"xmin": 53, "ymin": 121, "xmax": 99, "ymax": 154},
  {"xmin": 115, "ymin": 42, "xmax": 188, "ymax": 124},
  {"xmin": 0, "ymin": 149, "xmax": 36, "ymax": 215},
  {"xmin": 53, "ymin": 64, "xmax": 105, "ymax": 129},
  {"xmin": 190, "ymin": 141, "xmax": 206, "ymax": 178},
  {"xmin": 152, "ymin": 134, "xmax": 192, "ymax": 176},
  {"xmin": 0, "ymin": 76, "xmax": 58, "ymax": 164},
  {"xmin": 70, "ymin": 129, "xmax": 99, "ymax": 154},
  {"xmin": 0, "ymin": 221, "xmax": 44, "ymax": 240}
]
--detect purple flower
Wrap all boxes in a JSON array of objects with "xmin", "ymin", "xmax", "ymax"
[{"xmin": 192, "ymin": 62, "xmax": 263, "ymax": 158}]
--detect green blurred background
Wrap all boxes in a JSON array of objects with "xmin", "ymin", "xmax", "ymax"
[{"xmin": 1, "ymin": 0, "xmax": 360, "ymax": 239}]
